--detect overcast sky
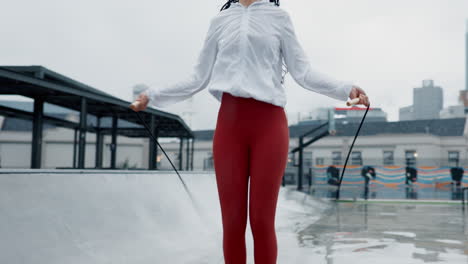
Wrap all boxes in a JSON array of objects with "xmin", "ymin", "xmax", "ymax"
[{"xmin": 1, "ymin": 0, "xmax": 467, "ymax": 130}]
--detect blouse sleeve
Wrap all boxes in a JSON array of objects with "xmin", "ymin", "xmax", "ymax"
[
  {"xmin": 143, "ymin": 17, "xmax": 219, "ymax": 108},
  {"xmin": 280, "ymin": 12, "xmax": 353, "ymax": 102}
]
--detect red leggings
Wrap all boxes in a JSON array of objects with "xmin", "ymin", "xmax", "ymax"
[{"xmin": 213, "ymin": 92, "xmax": 290, "ymax": 264}]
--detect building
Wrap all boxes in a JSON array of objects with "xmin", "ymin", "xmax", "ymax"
[
  {"xmin": 333, "ymin": 107, "xmax": 387, "ymax": 123},
  {"xmin": 0, "ymin": 99, "xmax": 181, "ymax": 169},
  {"xmin": 290, "ymin": 118, "xmax": 468, "ymax": 168},
  {"xmin": 414, "ymin": 80, "xmax": 444, "ymax": 119},
  {"xmin": 0, "ymin": 66, "xmax": 197, "ymax": 170},
  {"xmin": 1, "ymin": 100, "xmax": 467, "ymax": 170},
  {"xmin": 194, "ymin": 117, "xmax": 468, "ymax": 171},
  {"xmin": 439, "ymin": 105, "xmax": 465, "ymax": 119},
  {"xmin": 298, "ymin": 106, "xmax": 387, "ymax": 126},
  {"xmin": 437, "ymin": 23, "xmax": 468, "ymax": 119},
  {"xmin": 399, "ymin": 105, "xmax": 414, "ymax": 121},
  {"xmin": 461, "ymin": 21, "xmax": 468, "ymax": 114},
  {"xmin": 466, "ymin": 19, "xmax": 468, "ymax": 92},
  {"xmin": 399, "ymin": 80, "xmax": 444, "ymax": 121}
]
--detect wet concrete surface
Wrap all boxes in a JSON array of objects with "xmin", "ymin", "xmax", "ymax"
[
  {"xmin": 297, "ymin": 201, "xmax": 468, "ymax": 263},
  {"xmin": 1, "ymin": 170, "xmax": 466, "ymax": 263}
]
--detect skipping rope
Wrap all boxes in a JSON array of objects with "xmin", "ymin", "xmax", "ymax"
[
  {"xmin": 335, "ymin": 102, "xmax": 370, "ymax": 200},
  {"xmin": 132, "ymin": 110, "xmax": 205, "ymax": 217},
  {"xmin": 132, "ymin": 100, "xmax": 369, "ymax": 202}
]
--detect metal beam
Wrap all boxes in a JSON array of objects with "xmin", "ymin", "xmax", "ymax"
[
  {"xmin": 148, "ymin": 115, "xmax": 157, "ymax": 170},
  {"xmin": 95, "ymin": 117, "xmax": 104, "ymax": 169},
  {"xmin": 0, "ymin": 66, "xmax": 124, "ymax": 107},
  {"xmin": 0, "ymin": 66, "xmax": 193, "ymax": 137},
  {"xmin": 186, "ymin": 137, "xmax": 190, "ymax": 170},
  {"xmin": 155, "ymin": 130, "xmax": 159, "ymax": 170},
  {"xmin": 297, "ymin": 137, "xmax": 303, "ymax": 191},
  {"xmin": 179, "ymin": 137, "xmax": 183, "ymax": 171},
  {"xmin": 110, "ymin": 115, "xmax": 118, "ymax": 169},
  {"xmin": 31, "ymin": 97, "xmax": 44, "ymax": 168},
  {"xmin": 302, "ymin": 131, "xmax": 330, "ymax": 148},
  {"xmin": 190, "ymin": 137, "xmax": 194, "ymax": 170},
  {"xmin": 300, "ymin": 122, "xmax": 328, "ymax": 138},
  {"xmin": 73, "ymin": 128, "xmax": 78, "ymax": 168},
  {"xmin": 0, "ymin": 66, "xmax": 191, "ymax": 129},
  {"xmin": 78, "ymin": 97, "xmax": 87, "ymax": 169},
  {"xmin": 290, "ymin": 130, "xmax": 330, "ymax": 153}
]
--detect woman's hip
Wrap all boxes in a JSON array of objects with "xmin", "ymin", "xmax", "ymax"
[
  {"xmin": 218, "ymin": 92, "xmax": 286, "ymax": 123},
  {"xmin": 215, "ymin": 92, "xmax": 288, "ymax": 141}
]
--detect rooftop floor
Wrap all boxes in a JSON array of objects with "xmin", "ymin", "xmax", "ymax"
[
  {"xmin": 0, "ymin": 170, "xmax": 466, "ymax": 263},
  {"xmin": 293, "ymin": 200, "xmax": 468, "ymax": 263}
]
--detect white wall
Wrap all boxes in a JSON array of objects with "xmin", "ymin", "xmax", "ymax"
[{"xmin": 1, "ymin": 126, "xmax": 467, "ymax": 169}]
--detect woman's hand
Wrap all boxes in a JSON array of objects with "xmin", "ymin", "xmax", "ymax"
[
  {"xmin": 349, "ymin": 86, "xmax": 370, "ymax": 107},
  {"xmin": 129, "ymin": 92, "xmax": 150, "ymax": 112}
]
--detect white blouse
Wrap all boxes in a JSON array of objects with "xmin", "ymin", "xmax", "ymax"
[{"xmin": 144, "ymin": 0, "xmax": 354, "ymax": 109}]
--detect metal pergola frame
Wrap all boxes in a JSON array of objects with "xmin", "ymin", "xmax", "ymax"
[{"xmin": 0, "ymin": 65, "xmax": 195, "ymax": 170}]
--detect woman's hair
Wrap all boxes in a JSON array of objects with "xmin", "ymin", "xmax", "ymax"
[{"xmin": 220, "ymin": 0, "xmax": 280, "ymax": 11}]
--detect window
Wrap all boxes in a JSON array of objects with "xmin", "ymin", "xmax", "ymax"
[
  {"xmin": 351, "ymin": 151, "xmax": 362, "ymax": 165},
  {"xmin": 315, "ymin": 157, "xmax": 324, "ymax": 166},
  {"xmin": 405, "ymin": 150, "xmax": 417, "ymax": 166},
  {"xmin": 383, "ymin": 151, "xmax": 394, "ymax": 165},
  {"xmin": 448, "ymin": 151, "xmax": 459, "ymax": 166},
  {"xmin": 332, "ymin": 151, "xmax": 342, "ymax": 165}
]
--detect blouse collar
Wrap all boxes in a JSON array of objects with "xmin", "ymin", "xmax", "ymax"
[{"xmin": 234, "ymin": 0, "xmax": 270, "ymax": 9}]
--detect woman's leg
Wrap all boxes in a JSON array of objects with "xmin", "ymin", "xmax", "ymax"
[
  {"xmin": 213, "ymin": 95, "xmax": 250, "ymax": 264},
  {"xmin": 248, "ymin": 107, "xmax": 289, "ymax": 264}
]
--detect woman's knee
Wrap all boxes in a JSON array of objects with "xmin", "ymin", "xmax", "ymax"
[
  {"xmin": 222, "ymin": 212, "xmax": 247, "ymax": 233},
  {"xmin": 249, "ymin": 212, "xmax": 275, "ymax": 237}
]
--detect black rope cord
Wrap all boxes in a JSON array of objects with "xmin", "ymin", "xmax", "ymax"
[
  {"xmin": 335, "ymin": 103, "xmax": 370, "ymax": 200},
  {"xmin": 133, "ymin": 111, "xmax": 200, "ymax": 210}
]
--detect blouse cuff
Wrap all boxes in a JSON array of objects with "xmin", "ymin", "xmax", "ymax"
[
  {"xmin": 342, "ymin": 83, "xmax": 354, "ymax": 101},
  {"xmin": 142, "ymin": 88, "xmax": 156, "ymax": 107}
]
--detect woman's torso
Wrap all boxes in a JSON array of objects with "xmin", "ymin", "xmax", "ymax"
[{"xmin": 208, "ymin": 0, "xmax": 289, "ymax": 108}]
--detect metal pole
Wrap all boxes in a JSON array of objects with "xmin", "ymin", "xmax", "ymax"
[
  {"xmin": 110, "ymin": 114, "xmax": 118, "ymax": 169},
  {"xmin": 186, "ymin": 137, "xmax": 190, "ymax": 170},
  {"xmin": 190, "ymin": 137, "xmax": 195, "ymax": 170},
  {"xmin": 297, "ymin": 136, "xmax": 303, "ymax": 191},
  {"xmin": 95, "ymin": 117, "xmax": 103, "ymax": 169},
  {"xmin": 31, "ymin": 97, "xmax": 44, "ymax": 169},
  {"xmin": 465, "ymin": 22, "xmax": 468, "ymax": 92},
  {"xmin": 78, "ymin": 97, "xmax": 87, "ymax": 169},
  {"xmin": 148, "ymin": 115, "xmax": 157, "ymax": 170},
  {"xmin": 73, "ymin": 127, "xmax": 77, "ymax": 168},
  {"xmin": 308, "ymin": 167, "xmax": 312, "ymax": 188},
  {"xmin": 154, "ymin": 129, "xmax": 159, "ymax": 170},
  {"xmin": 178, "ymin": 137, "xmax": 183, "ymax": 170}
]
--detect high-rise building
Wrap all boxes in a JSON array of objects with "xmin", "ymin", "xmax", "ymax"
[
  {"xmin": 399, "ymin": 105, "xmax": 414, "ymax": 121},
  {"xmin": 466, "ymin": 19, "xmax": 468, "ymax": 92},
  {"xmin": 414, "ymin": 80, "xmax": 443, "ymax": 119},
  {"xmin": 457, "ymin": 21, "xmax": 468, "ymax": 114},
  {"xmin": 399, "ymin": 80, "xmax": 443, "ymax": 121},
  {"xmin": 297, "ymin": 106, "xmax": 387, "ymax": 126},
  {"xmin": 439, "ymin": 105, "xmax": 465, "ymax": 119}
]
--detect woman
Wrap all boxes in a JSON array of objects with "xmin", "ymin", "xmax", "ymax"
[{"xmin": 131, "ymin": 0, "xmax": 370, "ymax": 263}]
